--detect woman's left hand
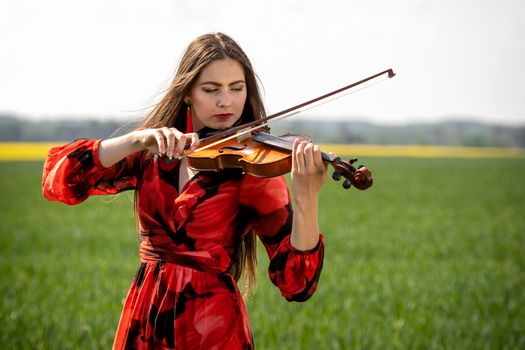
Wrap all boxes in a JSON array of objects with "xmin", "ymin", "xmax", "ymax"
[{"xmin": 290, "ymin": 139, "xmax": 328, "ymax": 200}]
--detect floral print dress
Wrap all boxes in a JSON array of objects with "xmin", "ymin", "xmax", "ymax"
[{"xmin": 42, "ymin": 139, "xmax": 325, "ymax": 350}]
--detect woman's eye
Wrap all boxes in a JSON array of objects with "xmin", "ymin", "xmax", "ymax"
[
  {"xmin": 202, "ymin": 87, "xmax": 218, "ymax": 93},
  {"xmin": 231, "ymin": 86, "xmax": 244, "ymax": 92}
]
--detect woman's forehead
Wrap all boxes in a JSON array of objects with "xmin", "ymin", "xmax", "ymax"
[{"xmin": 197, "ymin": 57, "xmax": 245, "ymax": 84}]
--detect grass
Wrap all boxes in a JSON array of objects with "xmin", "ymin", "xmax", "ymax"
[{"xmin": 1, "ymin": 157, "xmax": 524, "ymax": 349}]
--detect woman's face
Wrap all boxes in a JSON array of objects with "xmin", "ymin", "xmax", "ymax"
[{"xmin": 188, "ymin": 57, "xmax": 247, "ymax": 131}]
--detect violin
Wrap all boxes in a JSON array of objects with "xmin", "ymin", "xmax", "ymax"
[
  {"xmin": 187, "ymin": 132, "xmax": 373, "ymax": 190},
  {"xmin": 182, "ymin": 69, "xmax": 395, "ymax": 190}
]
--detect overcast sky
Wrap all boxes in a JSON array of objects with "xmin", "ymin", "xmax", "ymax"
[{"xmin": 1, "ymin": 0, "xmax": 524, "ymax": 125}]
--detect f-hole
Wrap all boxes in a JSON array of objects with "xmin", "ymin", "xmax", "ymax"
[{"xmin": 219, "ymin": 144, "xmax": 247, "ymax": 153}]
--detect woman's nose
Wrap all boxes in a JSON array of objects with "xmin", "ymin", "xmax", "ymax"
[{"xmin": 217, "ymin": 91, "xmax": 232, "ymax": 107}]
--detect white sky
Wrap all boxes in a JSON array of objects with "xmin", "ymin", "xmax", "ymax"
[{"xmin": 1, "ymin": 0, "xmax": 524, "ymax": 125}]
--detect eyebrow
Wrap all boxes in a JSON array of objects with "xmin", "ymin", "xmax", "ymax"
[{"xmin": 199, "ymin": 80, "xmax": 245, "ymax": 86}]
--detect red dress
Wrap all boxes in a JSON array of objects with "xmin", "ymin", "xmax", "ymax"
[{"xmin": 42, "ymin": 139, "xmax": 325, "ymax": 350}]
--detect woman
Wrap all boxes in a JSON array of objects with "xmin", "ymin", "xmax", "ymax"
[{"xmin": 43, "ymin": 32, "xmax": 327, "ymax": 349}]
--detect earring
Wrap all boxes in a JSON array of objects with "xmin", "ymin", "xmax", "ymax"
[{"xmin": 185, "ymin": 104, "xmax": 193, "ymax": 133}]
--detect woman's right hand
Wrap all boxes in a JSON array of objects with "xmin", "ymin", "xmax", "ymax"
[{"xmin": 134, "ymin": 127, "xmax": 200, "ymax": 159}]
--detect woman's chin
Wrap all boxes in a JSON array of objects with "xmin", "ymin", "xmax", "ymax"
[{"xmin": 207, "ymin": 119, "xmax": 238, "ymax": 130}]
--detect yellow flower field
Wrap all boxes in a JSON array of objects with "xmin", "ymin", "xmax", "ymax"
[
  {"xmin": 1, "ymin": 142, "xmax": 525, "ymax": 161},
  {"xmin": 0, "ymin": 142, "xmax": 67, "ymax": 161}
]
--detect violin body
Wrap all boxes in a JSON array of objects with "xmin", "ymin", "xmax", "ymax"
[{"xmin": 187, "ymin": 137, "xmax": 292, "ymax": 178}]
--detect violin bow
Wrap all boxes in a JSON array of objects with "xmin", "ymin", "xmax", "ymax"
[{"xmin": 186, "ymin": 68, "xmax": 396, "ymax": 155}]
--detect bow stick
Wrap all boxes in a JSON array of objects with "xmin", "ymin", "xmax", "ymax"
[{"xmin": 185, "ymin": 68, "xmax": 396, "ymax": 156}]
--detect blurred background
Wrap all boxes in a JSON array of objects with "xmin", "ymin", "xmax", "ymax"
[{"xmin": 1, "ymin": 1, "xmax": 524, "ymax": 349}]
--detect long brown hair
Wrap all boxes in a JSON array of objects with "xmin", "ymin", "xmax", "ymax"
[{"xmin": 138, "ymin": 33, "xmax": 265, "ymax": 296}]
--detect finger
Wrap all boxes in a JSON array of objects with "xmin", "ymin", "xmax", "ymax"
[
  {"xmin": 188, "ymin": 133, "xmax": 200, "ymax": 151},
  {"xmin": 154, "ymin": 130, "xmax": 166, "ymax": 155},
  {"xmin": 291, "ymin": 139, "xmax": 299, "ymax": 173},
  {"xmin": 161, "ymin": 127, "xmax": 176, "ymax": 158},
  {"xmin": 293, "ymin": 140, "xmax": 306, "ymax": 174},
  {"xmin": 312, "ymin": 144, "xmax": 325, "ymax": 172},
  {"xmin": 303, "ymin": 142, "xmax": 316, "ymax": 172},
  {"xmin": 174, "ymin": 134, "xmax": 187, "ymax": 158}
]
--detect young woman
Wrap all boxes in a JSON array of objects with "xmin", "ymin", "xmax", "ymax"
[{"xmin": 42, "ymin": 32, "xmax": 327, "ymax": 349}]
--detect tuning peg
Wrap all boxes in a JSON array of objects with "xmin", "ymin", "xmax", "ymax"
[
  {"xmin": 349, "ymin": 157, "xmax": 358, "ymax": 164},
  {"xmin": 332, "ymin": 171, "xmax": 342, "ymax": 181},
  {"xmin": 343, "ymin": 179, "xmax": 352, "ymax": 189}
]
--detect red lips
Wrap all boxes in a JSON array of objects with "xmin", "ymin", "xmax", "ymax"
[{"xmin": 214, "ymin": 113, "xmax": 233, "ymax": 120}]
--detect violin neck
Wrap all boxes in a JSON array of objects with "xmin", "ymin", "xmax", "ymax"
[
  {"xmin": 251, "ymin": 133, "xmax": 339, "ymax": 165},
  {"xmin": 321, "ymin": 152, "xmax": 340, "ymax": 164}
]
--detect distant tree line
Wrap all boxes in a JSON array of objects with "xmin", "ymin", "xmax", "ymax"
[
  {"xmin": 1, "ymin": 114, "xmax": 524, "ymax": 148},
  {"xmin": 0, "ymin": 115, "xmax": 137, "ymax": 142}
]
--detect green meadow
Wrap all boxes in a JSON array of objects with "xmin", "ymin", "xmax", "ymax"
[{"xmin": 1, "ymin": 157, "xmax": 524, "ymax": 349}]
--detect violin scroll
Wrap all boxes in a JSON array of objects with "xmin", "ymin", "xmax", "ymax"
[{"xmin": 330, "ymin": 157, "xmax": 373, "ymax": 190}]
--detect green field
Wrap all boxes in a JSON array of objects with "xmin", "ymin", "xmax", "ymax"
[{"xmin": 1, "ymin": 158, "xmax": 524, "ymax": 349}]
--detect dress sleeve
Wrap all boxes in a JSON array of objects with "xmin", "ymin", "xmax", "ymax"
[
  {"xmin": 239, "ymin": 175, "xmax": 325, "ymax": 302},
  {"xmin": 42, "ymin": 139, "xmax": 143, "ymax": 205}
]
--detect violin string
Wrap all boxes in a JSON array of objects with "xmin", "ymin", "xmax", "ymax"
[{"xmin": 182, "ymin": 69, "xmax": 394, "ymax": 157}]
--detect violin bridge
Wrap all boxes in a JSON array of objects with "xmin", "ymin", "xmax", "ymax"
[{"xmin": 235, "ymin": 128, "xmax": 251, "ymax": 142}]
